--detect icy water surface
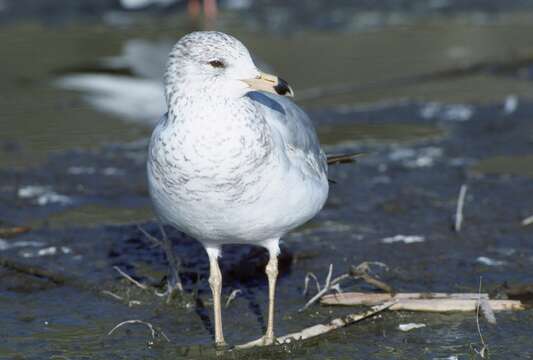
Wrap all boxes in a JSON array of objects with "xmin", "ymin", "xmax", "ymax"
[{"xmin": 1, "ymin": 4, "xmax": 533, "ymax": 360}]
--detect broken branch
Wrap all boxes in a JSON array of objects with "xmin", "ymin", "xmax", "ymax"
[{"xmin": 236, "ymin": 300, "xmax": 395, "ymax": 349}]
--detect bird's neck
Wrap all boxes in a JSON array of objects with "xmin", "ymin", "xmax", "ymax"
[
  {"xmin": 165, "ymin": 88, "xmax": 251, "ymax": 125},
  {"xmin": 161, "ymin": 89, "xmax": 272, "ymax": 156}
]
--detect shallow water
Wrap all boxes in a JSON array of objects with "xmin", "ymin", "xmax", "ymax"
[{"xmin": 1, "ymin": 3, "xmax": 533, "ymax": 359}]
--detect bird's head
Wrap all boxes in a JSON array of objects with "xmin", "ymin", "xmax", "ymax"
[{"xmin": 165, "ymin": 31, "xmax": 293, "ymax": 102}]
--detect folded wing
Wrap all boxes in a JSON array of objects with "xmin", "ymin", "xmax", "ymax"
[{"xmin": 247, "ymin": 91, "xmax": 327, "ymax": 178}]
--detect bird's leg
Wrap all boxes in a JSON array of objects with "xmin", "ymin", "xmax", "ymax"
[
  {"xmin": 159, "ymin": 225, "xmax": 183, "ymax": 302},
  {"xmin": 263, "ymin": 249, "xmax": 279, "ymax": 345},
  {"xmin": 207, "ymin": 248, "xmax": 226, "ymax": 348}
]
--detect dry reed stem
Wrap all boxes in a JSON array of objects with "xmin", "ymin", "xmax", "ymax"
[
  {"xmin": 235, "ymin": 300, "xmax": 395, "ymax": 350},
  {"xmin": 474, "ymin": 277, "xmax": 488, "ymax": 358},
  {"xmin": 454, "ymin": 184, "xmax": 468, "ymax": 232},
  {"xmin": 321, "ymin": 292, "xmax": 489, "ymax": 305},
  {"xmin": 321, "ymin": 292, "xmax": 523, "ymax": 312}
]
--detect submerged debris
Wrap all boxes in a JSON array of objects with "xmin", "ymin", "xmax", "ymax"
[
  {"xmin": 17, "ymin": 185, "xmax": 72, "ymax": 206},
  {"xmin": 419, "ymin": 102, "xmax": 474, "ymax": 122},
  {"xmin": 381, "ymin": 235, "xmax": 425, "ymax": 244},
  {"xmin": 476, "ymin": 256, "xmax": 506, "ymax": 267},
  {"xmin": 398, "ymin": 323, "xmax": 426, "ymax": 331},
  {"xmin": 522, "ymin": 215, "xmax": 533, "ymax": 226}
]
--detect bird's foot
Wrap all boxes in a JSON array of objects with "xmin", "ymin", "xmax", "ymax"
[
  {"xmin": 214, "ymin": 340, "xmax": 228, "ymax": 350},
  {"xmin": 260, "ymin": 335, "xmax": 275, "ymax": 346}
]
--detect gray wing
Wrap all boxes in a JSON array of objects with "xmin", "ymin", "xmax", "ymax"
[{"xmin": 247, "ymin": 91, "xmax": 327, "ymax": 176}]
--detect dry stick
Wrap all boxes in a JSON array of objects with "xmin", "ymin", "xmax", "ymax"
[
  {"xmin": 102, "ymin": 290, "xmax": 124, "ymax": 301},
  {"xmin": 350, "ymin": 263, "xmax": 394, "ymax": 294},
  {"xmin": 475, "ymin": 277, "xmax": 488, "ymax": 358},
  {"xmin": 235, "ymin": 300, "xmax": 395, "ymax": 350},
  {"xmin": 300, "ymin": 262, "xmax": 393, "ymax": 312},
  {"xmin": 137, "ymin": 225, "xmax": 162, "ymax": 248},
  {"xmin": 113, "ymin": 266, "xmax": 148, "ymax": 290},
  {"xmin": 108, "ymin": 320, "xmax": 170, "ymax": 343},
  {"xmin": 138, "ymin": 225, "xmax": 185, "ymax": 299},
  {"xmin": 388, "ymin": 299, "xmax": 520, "ymax": 312},
  {"xmin": 454, "ymin": 184, "xmax": 468, "ymax": 232},
  {"xmin": 321, "ymin": 292, "xmax": 490, "ymax": 305},
  {"xmin": 522, "ymin": 215, "xmax": 533, "ymax": 226},
  {"xmin": 299, "ymin": 264, "xmax": 334, "ymax": 312}
]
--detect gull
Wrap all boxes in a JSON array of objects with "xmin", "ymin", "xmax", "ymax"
[{"xmin": 147, "ymin": 31, "xmax": 329, "ymax": 347}]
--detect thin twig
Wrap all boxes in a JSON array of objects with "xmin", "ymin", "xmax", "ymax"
[
  {"xmin": 102, "ymin": 290, "xmax": 124, "ymax": 301},
  {"xmin": 225, "ymin": 289, "xmax": 242, "ymax": 308},
  {"xmin": 350, "ymin": 262, "xmax": 394, "ymax": 293},
  {"xmin": 138, "ymin": 224, "xmax": 184, "ymax": 300},
  {"xmin": 331, "ymin": 273, "xmax": 351, "ymax": 287},
  {"xmin": 300, "ymin": 261, "xmax": 392, "ymax": 312},
  {"xmin": 236, "ymin": 300, "xmax": 395, "ymax": 349},
  {"xmin": 137, "ymin": 225, "xmax": 162, "ymax": 248},
  {"xmin": 299, "ymin": 264, "xmax": 333, "ymax": 312},
  {"xmin": 108, "ymin": 320, "xmax": 170, "ymax": 342},
  {"xmin": 454, "ymin": 184, "xmax": 468, "ymax": 232},
  {"xmin": 158, "ymin": 224, "xmax": 184, "ymax": 296},
  {"xmin": 113, "ymin": 266, "xmax": 148, "ymax": 290},
  {"xmin": 102, "ymin": 288, "xmax": 142, "ymax": 307}
]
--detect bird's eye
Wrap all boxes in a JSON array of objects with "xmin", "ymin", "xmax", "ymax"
[{"xmin": 208, "ymin": 60, "xmax": 225, "ymax": 68}]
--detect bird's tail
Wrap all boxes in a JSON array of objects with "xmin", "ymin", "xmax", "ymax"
[{"xmin": 327, "ymin": 152, "xmax": 364, "ymax": 165}]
